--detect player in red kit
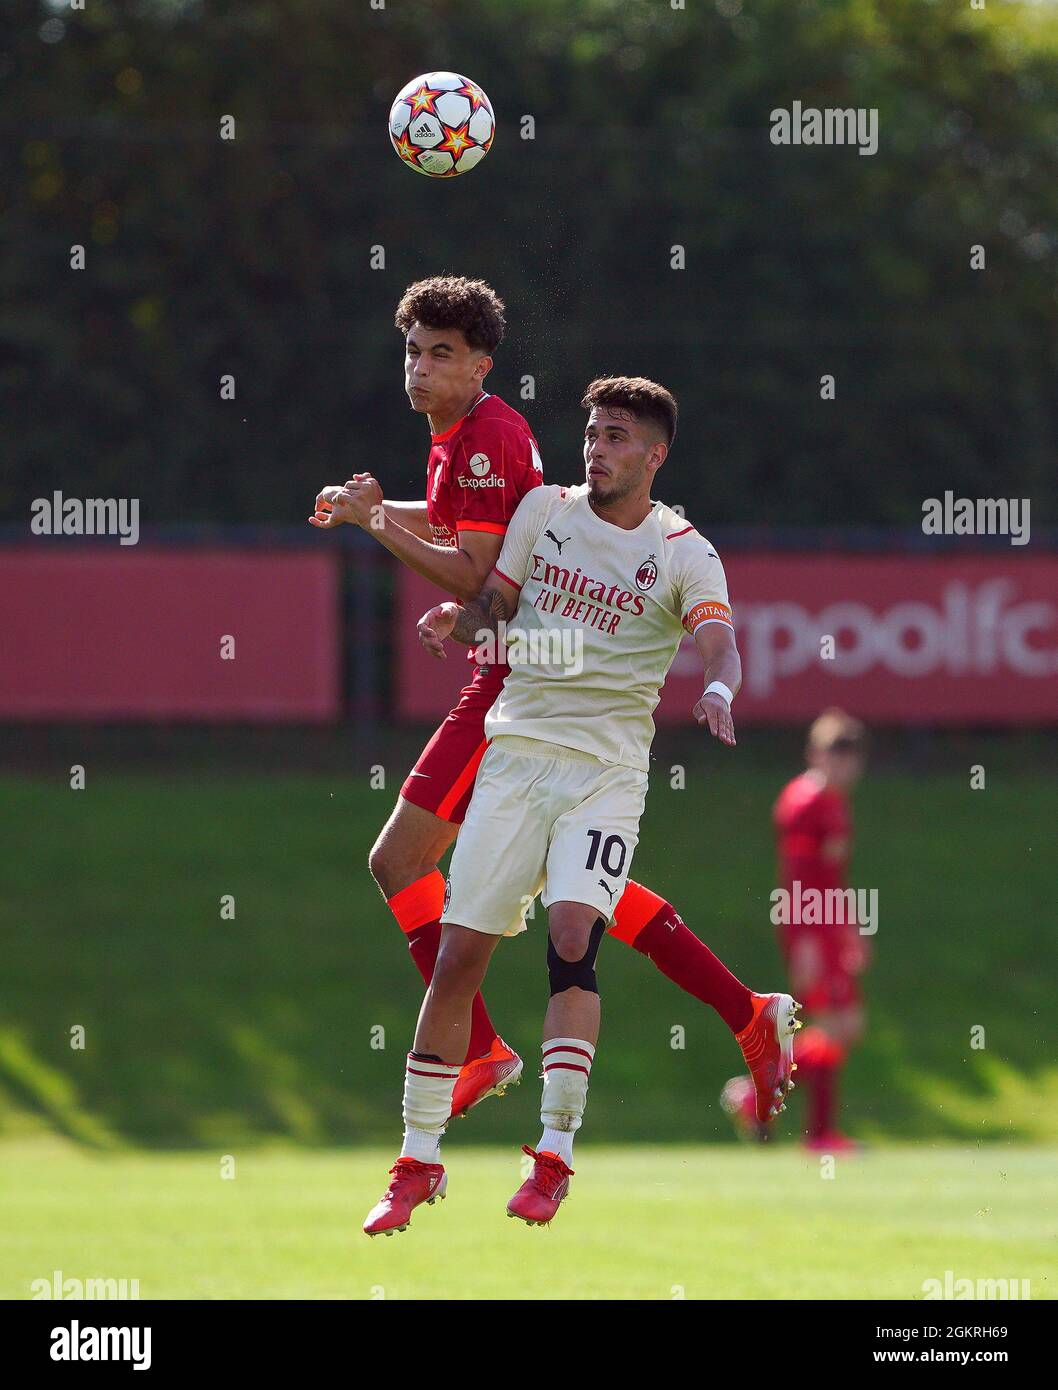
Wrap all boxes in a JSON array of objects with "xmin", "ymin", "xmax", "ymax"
[
  {"xmin": 311, "ymin": 279, "xmax": 793, "ymax": 1184},
  {"xmin": 723, "ymin": 709, "xmax": 868, "ymax": 1149}
]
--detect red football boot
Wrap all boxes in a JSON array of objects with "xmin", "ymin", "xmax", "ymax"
[
  {"xmin": 734, "ymin": 992, "xmax": 801, "ymax": 1124},
  {"xmin": 506, "ymin": 1146, "xmax": 574, "ymax": 1226},
  {"xmin": 363, "ymin": 1157, "xmax": 447, "ymax": 1238},
  {"xmin": 449, "ymin": 1037, "xmax": 523, "ymax": 1121}
]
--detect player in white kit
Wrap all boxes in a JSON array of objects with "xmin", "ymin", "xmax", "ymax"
[{"xmin": 363, "ymin": 377, "xmax": 798, "ymax": 1236}]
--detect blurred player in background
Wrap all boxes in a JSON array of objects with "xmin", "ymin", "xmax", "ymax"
[
  {"xmin": 312, "ymin": 279, "xmax": 796, "ymax": 1149},
  {"xmin": 723, "ymin": 709, "xmax": 868, "ymax": 1149}
]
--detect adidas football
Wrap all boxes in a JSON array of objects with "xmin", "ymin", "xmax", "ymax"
[{"xmin": 388, "ymin": 72, "xmax": 495, "ymax": 178}]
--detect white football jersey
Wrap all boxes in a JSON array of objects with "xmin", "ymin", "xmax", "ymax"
[{"xmin": 485, "ymin": 483, "xmax": 733, "ymax": 770}]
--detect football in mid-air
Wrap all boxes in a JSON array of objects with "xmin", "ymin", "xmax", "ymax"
[{"xmin": 388, "ymin": 72, "xmax": 495, "ymax": 177}]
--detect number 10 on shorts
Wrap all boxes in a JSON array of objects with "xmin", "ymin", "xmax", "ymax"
[{"xmin": 584, "ymin": 829, "xmax": 628, "ymax": 877}]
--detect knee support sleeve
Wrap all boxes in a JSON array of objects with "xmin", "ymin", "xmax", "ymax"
[{"xmin": 547, "ymin": 916, "xmax": 606, "ymax": 995}]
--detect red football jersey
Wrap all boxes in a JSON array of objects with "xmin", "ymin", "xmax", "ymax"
[
  {"xmin": 773, "ymin": 771, "xmax": 851, "ymax": 897},
  {"xmin": 425, "ymin": 392, "xmax": 543, "ymax": 563}
]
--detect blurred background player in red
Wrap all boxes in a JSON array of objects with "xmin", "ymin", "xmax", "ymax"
[{"xmin": 723, "ymin": 709, "xmax": 869, "ymax": 1150}]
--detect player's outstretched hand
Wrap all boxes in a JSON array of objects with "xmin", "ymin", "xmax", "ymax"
[
  {"xmin": 693, "ymin": 691, "xmax": 736, "ymax": 746},
  {"xmin": 308, "ymin": 475, "xmax": 377, "ymax": 528},
  {"xmin": 418, "ymin": 602, "xmax": 460, "ymax": 659}
]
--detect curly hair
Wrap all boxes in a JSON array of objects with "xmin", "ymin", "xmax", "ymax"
[
  {"xmin": 394, "ymin": 275, "xmax": 506, "ymax": 354},
  {"xmin": 580, "ymin": 375, "xmax": 678, "ymax": 446}
]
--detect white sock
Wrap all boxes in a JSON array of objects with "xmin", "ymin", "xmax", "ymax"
[
  {"xmin": 538, "ymin": 1037, "xmax": 595, "ymax": 1167},
  {"xmin": 400, "ymin": 1126, "xmax": 442, "ymax": 1164},
  {"xmin": 400, "ymin": 1052, "xmax": 459, "ymax": 1164},
  {"xmin": 538, "ymin": 1126, "xmax": 575, "ymax": 1166}
]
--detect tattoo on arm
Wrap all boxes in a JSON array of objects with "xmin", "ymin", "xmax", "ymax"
[{"xmin": 450, "ymin": 586, "xmax": 507, "ymax": 646}]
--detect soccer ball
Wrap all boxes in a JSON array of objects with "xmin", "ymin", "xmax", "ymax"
[{"xmin": 388, "ymin": 72, "xmax": 495, "ymax": 178}]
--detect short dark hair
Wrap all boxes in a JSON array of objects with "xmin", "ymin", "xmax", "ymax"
[
  {"xmin": 580, "ymin": 376, "xmax": 678, "ymax": 447},
  {"xmin": 394, "ymin": 275, "xmax": 506, "ymax": 354}
]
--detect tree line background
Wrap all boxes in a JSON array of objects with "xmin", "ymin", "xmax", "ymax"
[{"xmin": 3, "ymin": 0, "xmax": 1057, "ymax": 531}]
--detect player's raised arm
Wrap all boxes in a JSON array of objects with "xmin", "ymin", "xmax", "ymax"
[
  {"xmin": 417, "ymin": 483, "xmax": 550, "ymax": 657},
  {"xmin": 691, "ymin": 620, "xmax": 742, "ymax": 746},
  {"xmin": 417, "ymin": 571, "xmax": 521, "ymax": 660},
  {"xmin": 673, "ymin": 533, "xmax": 741, "ymax": 747},
  {"xmin": 310, "ymin": 482, "xmax": 432, "ymax": 540},
  {"xmin": 310, "ymin": 473, "xmax": 501, "ymax": 601},
  {"xmin": 379, "ymin": 498, "xmax": 431, "ymax": 540}
]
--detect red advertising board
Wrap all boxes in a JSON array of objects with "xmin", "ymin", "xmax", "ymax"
[
  {"xmin": 0, "ymin": 549, "xmax": 340, "ymax": 720},
  {"xmin": 394, "ymin": 554, "xmax": 1058, "ymax": 725}
]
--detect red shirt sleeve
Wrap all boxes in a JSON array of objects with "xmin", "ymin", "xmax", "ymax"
[{"xmin": 449, "ymin": 421, "xmax": 543, "ymax": 536}]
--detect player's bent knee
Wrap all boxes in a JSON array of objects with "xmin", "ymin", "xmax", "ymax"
[
  {"xmin": 547, "ymin": 916, "xmax": 606, "ymax": 995},
  {"xmin": 367, "ymin": 836, "xmax": 390, "ymax": 889},
  {"xmin": 368, "ymin": 832, "xmax": 435, "ymax": 899},
  {"xmin": 433, "ymin": 926, "xmax": 493, "ymax": 995},
  {"xmin": 430, "ymin": 947, "xmax": 480, "ymax": 998}
]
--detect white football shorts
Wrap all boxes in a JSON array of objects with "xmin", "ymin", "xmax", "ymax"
[{"xmin": 441, "ymin": 734, "xmax": 648, "ymax": 937}]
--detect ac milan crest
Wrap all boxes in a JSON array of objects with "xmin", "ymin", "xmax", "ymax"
[{"xmin": 635, "ymin": 555, "xmax": 658, "ymax": 591}]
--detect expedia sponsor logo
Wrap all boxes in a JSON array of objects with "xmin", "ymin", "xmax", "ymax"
[
  {"xmin": 457, "ymin": 473, "xmax": 505, "ymax": 488},
  {"xmin": 467, "ymin": 453, "xmax": 491, "ymax": 477},
  {"xmin": 635, "ymin": 556, "xmax": 658, "ymax": 592}
]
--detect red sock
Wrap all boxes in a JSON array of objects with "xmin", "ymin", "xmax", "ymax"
[
  {"xmin": 807, "ymin": 1066, "xmax": 838, "ymax": 1138},
  {"xmin": 609, "ymin": 881, "xmax": 754, "ymax": 1034},
  {"xmin": 386, "ymin": 871, "xmax": 497, "ymax": 1065},
  {"xmin": 795, "ymin": 1026, "xmax": 845, "ymax": 1139}
]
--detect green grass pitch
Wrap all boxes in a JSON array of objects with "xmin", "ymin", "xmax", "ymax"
[
  {"xmin": 0, "ymin": 748, "xmax": 1053, "ymax": 1146},
  {"xmin": 2, "ymin": 1138, "xmax": 1053, "ymax": 1300},
  {"xmin": 1, "ymin": 742, "xmax": 1054, "ymax": 1300}
]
